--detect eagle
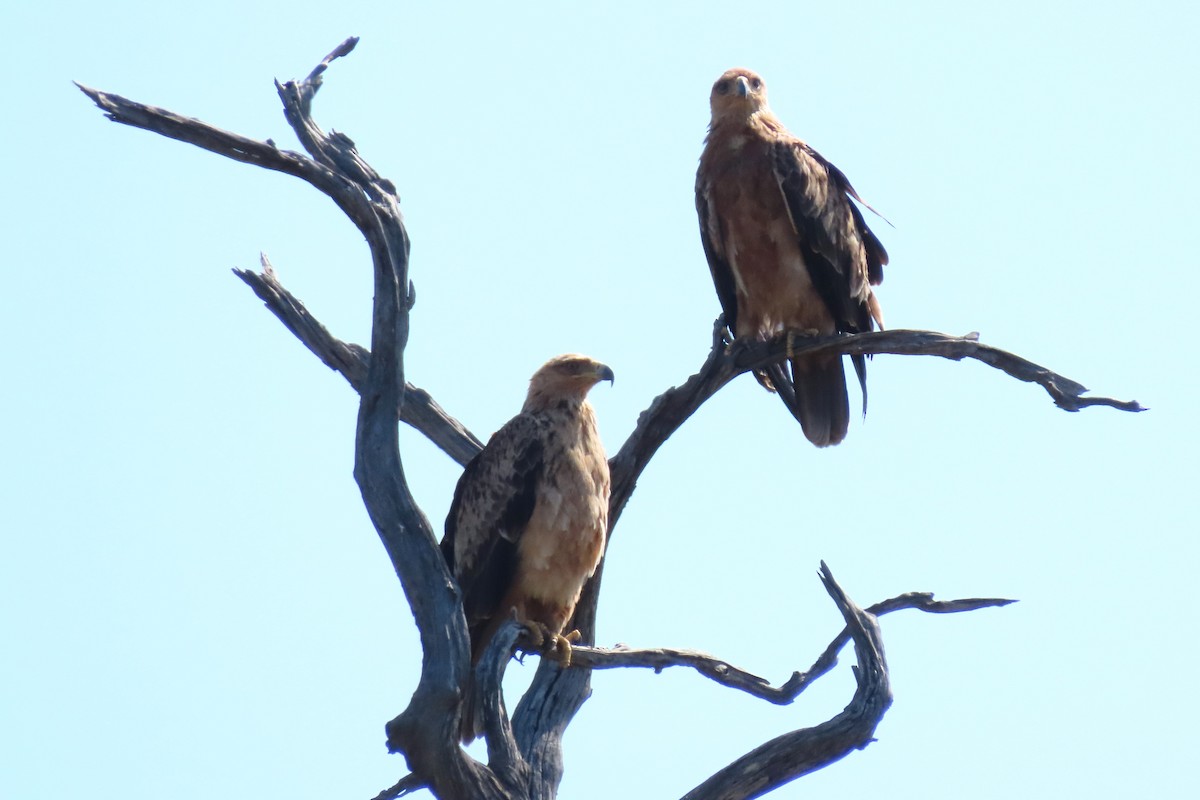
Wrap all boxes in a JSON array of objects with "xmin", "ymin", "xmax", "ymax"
[
  {"xmin": 695, "ymin": 67, "xmax": 888, "ymax": 447},
  {"xmin": 441, "ymin": 353, "xmax": 613, "ymax": 741}
]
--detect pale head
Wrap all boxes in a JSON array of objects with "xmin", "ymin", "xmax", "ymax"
[
  {"xmin": 709, "ymin": 67, "xmax": 770, "ymax": 123},
  {"xmin": 525, "ymin": 354, "xmax": 614, "ymax": 408}
]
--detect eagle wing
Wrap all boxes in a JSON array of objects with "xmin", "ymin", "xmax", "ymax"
[
  {"xmin": 771, "ymin": 140, "xmax": 888, "ymax": 403},
  {"xmin": 770, "ymin": 140, "xmax": 887, "ymax": 330},
  {"xmin": 695, "ymin": 175, "xmax": 741, "ymax": 333},
  {"xmin": 442, "ymin": 413, "xmax": 545, "ymax": 640}
]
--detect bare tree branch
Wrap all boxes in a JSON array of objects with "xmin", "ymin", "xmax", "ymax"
[
  {"xmin": 603, "ymin": 321, "xmax": 1140, "ymax": 541},
  {"xmin": 233, "ymin": 255, "xmax": 482, "ymax": 465},
  {"xmin": 477, "ymin": 619, "xmax": 532, "ymax": 790},
  {"xmin": 736, "ymin": 330, "xmax": 1145, "ymax": 413},
  {"xmin": 570, "ymin": 592, "xmax": 1015, "ymax": 704},
  {"xmin": 79, "ymin": 39, "xmax": 1135, "ymax": 800},
  {"xmin": 264, "ymin": 41, "xmax": 503, "ymax": 800},
  {"xmin": 370, "ymin": 773, "xmax": 424, "ymax": 800},
  {"xmin": 508, "ymin": 314, "xmax": 1135, "ymax": 795},
  {"xmin": 73, "ymin": 83, "xmax": 347, "ymax": 205},
  {"xmin": 297, "ymin": 36, "xmax": 359, "ymax": 109},
  {"xmin": 681, "ymin": 563, "xmax": 893, "ymax": 800},
  {"xmin": 81, "ymin": 37, "xmax": 500, "ymax": 799}
]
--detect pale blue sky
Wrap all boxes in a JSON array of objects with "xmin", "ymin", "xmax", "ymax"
[{"xmin": 3, "ymin": 2, "xmax": 1197, "ymax": 798}]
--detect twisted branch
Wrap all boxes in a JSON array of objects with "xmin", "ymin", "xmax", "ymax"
[
  {"xmin": 78, "ymin": 38, "xmax": 1137, "ymax": 800},
  {"xmin": 682, "ymin": 563, "xmax": 893, "ymax": 800},
  {"xmin": 234, "ymin": 255, "xmax": 482, "ymax": 465},
  {"xmin": 737, "ymin": 330, "xmax": 1144, "ymax": 413},
  {"xmin": 370, "ymin": 774, "xmax": 423, "ymax": 800},
  {"xmin": 570, "ymin": 592, "xmax": 1015, "ymax": 704}
]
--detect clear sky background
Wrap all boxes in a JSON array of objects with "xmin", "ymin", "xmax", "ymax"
[{"xmin": 3, "ymin": 2, "xmax": 1197, "ymax": 798}]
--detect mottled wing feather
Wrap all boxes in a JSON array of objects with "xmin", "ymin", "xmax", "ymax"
[
  {"xmin": 695, "ymin": 179, "xmax": 740, "ymax": 331},
  {"xmin": 771, "ymin": 140, "xmax": 885, "ymax": 324},
  {"xmin": 772, "ymin": 140, "xmax": 887, "ymax": 407},
  {"xmin": 442, "ymin": 414, "xmax": 545, "ymax": 630},
  {"xmin": 815, "ymin": 153, "xmax": 889, "ymax": 278}
]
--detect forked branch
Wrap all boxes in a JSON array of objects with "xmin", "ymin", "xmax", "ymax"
[
  {"xmin": 79, "ymin": 38, "xmax": 1136, "ymax": 800},
  {"xmin": 234, "ymin": 257, "xmax": 482, "ymax": 465},
  {"xmin": 681, "ymin": 563, "xmax": 893, "ymax": 800},
  {"xmin": 570, "ymin": 591, "xmax": 1015, "ymax": 704}
]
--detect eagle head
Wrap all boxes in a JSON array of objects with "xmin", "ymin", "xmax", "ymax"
[
  {"xmin": 525, "ymin": 354, "xmax": 614, "ymax": 409},
  {"xmin": 709, "ymin": 67, "xmax": 769, "ymax": 123}
]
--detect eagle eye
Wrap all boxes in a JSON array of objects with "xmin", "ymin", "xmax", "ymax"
[
  {"xmin": 751, "ymin": 78, "xmax": 762, "ymax": 90},
  {"xmin": 715, "ymin": 80, "xmax": 730, "ymax": 95}
]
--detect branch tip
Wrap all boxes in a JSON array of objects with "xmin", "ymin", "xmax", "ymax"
[
  {"xmin": 299, "ymin": 36, "xmax": 361, "ymax": 106},
  {"xmin": 371, "ymin": 773, "xmax": 424, "ymax": 800},
  {"xmin": 735, "ymin": 328, "xmax": 1140, "ymax": 414}
]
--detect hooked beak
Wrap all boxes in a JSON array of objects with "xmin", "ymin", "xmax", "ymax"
[
  {"xmin": 735, "ymin": 76, "xmax": 750, "ymax": 97},
  {"xmin": 596, "ymin": 364, "xmax": 615, "ymax": 385}
]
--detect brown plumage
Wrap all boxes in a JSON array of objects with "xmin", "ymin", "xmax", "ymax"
[
  {"xmin": 696, "ymin": 67, "xmax": 887, "ymax": 447},
  {"xmin": 441, "ymin": 354, "xmax": 612, "ymax": 741}
]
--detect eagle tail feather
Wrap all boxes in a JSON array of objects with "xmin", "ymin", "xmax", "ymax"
[
  {"xmin": 781, "ymin": 355, "xmax": 850, "ymax": 448},
  {"xmin": 765, "ymin": 361, "xmax": 795, "ymax": 406},
  {"xmin": 851, "ymin": 353, "xmax": 868, "ymax": 417},
  {"xmin": 458, "ymin": 621, "xmax": 494, "ymax": 743},
  {"xmin": 459, "ymin": 674, "xmax": 481, "ymax": 743}
]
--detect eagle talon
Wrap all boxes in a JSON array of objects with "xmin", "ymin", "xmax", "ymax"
[
  {"xmin": 519, "ymin": 620, "xmax": 547, "ymax": 649},
  {"xmin": 713, "ymin": 315, "xmax": 734, "ymax": 349},
  {"xmin": 784, "ymin": 329, "xmax": 822, "ymax": 360},
  {"xmin": 547, "ymin": 632, "xmax": 574, "ymax": 668},
  {"xmin": 518, "ymin": 621, "xmax": 577, "ymax": 667}
]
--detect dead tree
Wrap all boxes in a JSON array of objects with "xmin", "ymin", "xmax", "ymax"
[{"xmin": 78, "ymin": 39, "xmax": 1141, "ymax": 800}]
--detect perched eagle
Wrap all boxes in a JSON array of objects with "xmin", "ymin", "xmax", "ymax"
[
  {"xmin": 696, "ymin": 67, "xmax": 888, "ymax": 447},
  {"xmin": 441, "ymin": 354, "xmax": 613, "ymax": 741}
]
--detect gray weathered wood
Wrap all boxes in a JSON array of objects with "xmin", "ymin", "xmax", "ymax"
[
  {"xmin": 680, "ymin": 564, "xmax": 893, "ymax": 800},
  {"xmin": 234, "ymin": 255, "xmax": 483, "ymax": 466},
  {"xmin": 569, "ymin": 592, "xmax": 1015, "ymax": 704},
  {"xmin": 78, "ymin": 38, "xmax": 1140, "ymax": 800}
]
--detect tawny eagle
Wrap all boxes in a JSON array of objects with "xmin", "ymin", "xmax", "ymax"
[
  {"xmin": 441, "ymin": 354, "xmax": 612, "ymax": 740},
  {"xmin": 696, "ymin": 67, "xmax": 887, "ymax": 447}
]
